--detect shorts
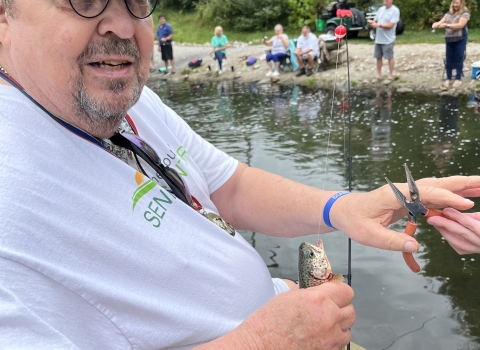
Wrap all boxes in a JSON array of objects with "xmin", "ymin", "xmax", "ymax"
[
  {"xmin": 266, "ymin": 52, "xmax": 288, "ymax": 63},
  {"xmin": 374, "ymin": 43, "xmax": 394, "ymax": 60},
  {"xmin": 300, "ymin": 52, "xmax": 317, "ymax": 59},
  {"xmin": 160, "ymin": 44, "xmax": 174, "ymax": 61}
]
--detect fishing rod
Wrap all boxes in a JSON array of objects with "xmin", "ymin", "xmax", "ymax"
[
  {"xmin": 334, "ymin": 13, "xmax": 353, "ymax": 350},
  {"xmin": 344, "ymin": 17, "xmax": 353, "ymax": 292},
  {"xmin": 330, "ymin": 11, "xmax": 352, "ymax": 289}
]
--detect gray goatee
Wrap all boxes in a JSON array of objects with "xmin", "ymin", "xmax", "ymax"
[{"xmin": 72, "ymin": 36, "xmax": 146, "ymax": 136}]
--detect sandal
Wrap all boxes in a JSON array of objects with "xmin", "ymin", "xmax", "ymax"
[
  {"xmin": 372, "ymin": 77, "xmax": 382, "ymax": 83},
  {"xmin": 383, "ymin": 78, "xmax": 393, "ymax": 85},
  {"xmin": 452, "ymin": 80, "xmax": 462, "ymax": 88}
]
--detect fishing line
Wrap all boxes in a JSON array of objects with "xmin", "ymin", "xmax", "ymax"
[
  {"xmin": 318, "ymin": 29, "xmax": 342, "ymax": 244},
  {"xmin": 314, "ymin": 17, "xmax": 354, "ymax": 350},
  {"xmin": 318, "ymin": 17, "xmax": 353, "ymax": 287}
]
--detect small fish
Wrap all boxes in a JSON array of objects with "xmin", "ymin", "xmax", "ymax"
[{"xmin": 298, "ymin": 240, "xmax": 344, "ymax": 289}]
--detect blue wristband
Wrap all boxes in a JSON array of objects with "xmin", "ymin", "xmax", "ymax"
[{"xmin": 323, "ymin": 191, "xmax": 350, "ymax": 229}]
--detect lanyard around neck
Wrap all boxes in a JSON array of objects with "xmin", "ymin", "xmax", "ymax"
[{"xmin": 0, "ymin": 70, "xmax": 119, "ymax": 150}]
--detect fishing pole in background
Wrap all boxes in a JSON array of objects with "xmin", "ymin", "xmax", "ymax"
[
  {"xmin": 328, "ymin": 9, "xmax": 353, "ymax": 291},
  {"xmin": 297, "ymin": 9, "xmax": 354, "ymax": 350},
  {"xmin": 335, "ymin": 12, "xmax": 353, "ymax": 350}
]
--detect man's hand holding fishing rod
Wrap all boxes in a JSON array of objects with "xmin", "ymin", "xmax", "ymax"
[{"xmin": 197, "ymin": 163, "xmax": 480, "ymax": 350}]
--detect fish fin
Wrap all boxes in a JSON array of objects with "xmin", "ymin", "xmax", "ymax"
[{"xmin": 331, "ymin": 274, "xmax": 345, "ymax": 283}]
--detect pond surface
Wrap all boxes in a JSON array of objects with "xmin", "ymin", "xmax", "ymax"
[{"xmin": 151, "ymin": 80, "xmax": 480, "ymax": 350}]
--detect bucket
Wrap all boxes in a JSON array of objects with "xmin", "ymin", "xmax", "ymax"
[
  {"xmin": 471, "ymin": 61, "xmax": 480, "ymax": 79},
  {"xmin": 317, "ymin": 19, "xmax": 326, "ymax": 32}
]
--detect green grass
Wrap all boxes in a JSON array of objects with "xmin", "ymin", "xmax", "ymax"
[
  {"xmin": 153, "ymin": 10, "xmax": 270, "ymax": 44},
  {"xmin": 153, "ymin": 9, "xmax": 313, "ymax": 43},
  {"xmin": 154, "ymin": 9, "xmax": 480, "ymax": 45},
  {"xmin": 305, "ymin": 78, "xmax": 316, "ymax": 88}
]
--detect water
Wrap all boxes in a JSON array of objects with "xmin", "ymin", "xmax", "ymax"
[{"xmin": 151, "ymin": 80, "xmax": 480, "ymax": 350}]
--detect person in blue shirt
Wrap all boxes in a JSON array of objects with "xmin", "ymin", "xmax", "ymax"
[
  {"xmin": 156, "ymin": 14, "xmax": 175, "ymax": 75},
  {"xmin": 208, "ymin": 26, "xmax": 229, "ymax": 74}
]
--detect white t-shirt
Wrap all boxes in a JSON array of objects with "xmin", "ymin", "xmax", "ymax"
[
  {"xmin": 296, "ymin": 32, "xmax": 320, "ymax": 56},
  {"xmin": 271, "ymin": 34, "xmax": 289, "ymax": 55},
  {"xmin": 0, "ymin": 85, "xmax": 288, "ymax": 349},
  {"xmin": 374, "ymin": 5, "xmax": 400, "ymax": 44}
]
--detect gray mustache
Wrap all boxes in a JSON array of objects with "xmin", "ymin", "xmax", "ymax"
[{"xmin": 77, "ymin": 36, "xmax": 140, "ymax": 64}]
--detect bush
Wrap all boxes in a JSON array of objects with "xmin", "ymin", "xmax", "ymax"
[
  {"xmin": 288, "ymin": 0, "xmax": 327, "ymax": 30},
  {"xmin": 395, "ymin": 0, "xmax": 479, "ymax": 30},
  {"xmin": 161, "ymin": 0, "xmax": 201, "ymax": 10},
  {"xmin": 196, "ymin": 0, "xmax": 289, "ymax": 31}
]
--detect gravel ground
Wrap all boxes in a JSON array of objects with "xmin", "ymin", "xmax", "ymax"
[{"xmin": 148, "ymin": 41, "xmax": 480, "ymax": 95}]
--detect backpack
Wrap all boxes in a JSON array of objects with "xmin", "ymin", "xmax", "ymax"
[
  {"xmin": 245, "ymin": 57, "xmax": 257, "ymax": 66},
  {"xmin": 188, "ymin": 58, "xmax": 203, "ymax": 68}
]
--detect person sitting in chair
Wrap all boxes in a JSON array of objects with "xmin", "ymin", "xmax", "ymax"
[
  {"xmin": 295, "ymin": 26, "xmax": 319, "ymax": 77},
  {"xmin": 209, "ymin": 26, "xmax": 229, "ymax": 75},
  {"xmin": 262, "ymin": 24, "xmax": 289, "ymax": 77}
]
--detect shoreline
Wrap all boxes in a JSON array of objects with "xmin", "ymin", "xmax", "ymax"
[{"xmin": 147, "ymin": 42, "xmax": 480, "ymax": 95}]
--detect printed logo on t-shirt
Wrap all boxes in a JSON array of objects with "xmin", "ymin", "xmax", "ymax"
[
  {"xmin": 159, "ymin": 145, "xmax": 189, "ymax": 175},
  {"xmin": 132, "ymin": 172, "xmax": 175, "ymax": 229}
]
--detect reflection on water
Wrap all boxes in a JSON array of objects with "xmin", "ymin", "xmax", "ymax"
[
  {"xmin": 151, "ymin": 81, "xmax": 480, "ymax": 349},
  {"xmin": 371, "ymin": 88, "xmax": 392, "ymax": 162},
  {"xmin": 430, "ymin": 95, "xmax": 459, "ymax": 171}
]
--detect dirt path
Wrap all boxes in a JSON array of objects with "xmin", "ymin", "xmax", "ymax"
[{"xmin": 148, "ymin": 41, "xmax": 480, "ymax": 95}]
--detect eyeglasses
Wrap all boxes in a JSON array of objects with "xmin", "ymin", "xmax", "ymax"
[
  {"xmin": 69, "ymin": 0, "xmax": 158, "ymax": 19},
  {"xmin": 109, "ymin": 132, "xmax": 193, "ymax": 206}
]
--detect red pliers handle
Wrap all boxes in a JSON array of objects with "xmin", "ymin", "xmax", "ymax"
[{"xmin": 402, "ymin": 209, "xmax": 443, "ymax": 272}]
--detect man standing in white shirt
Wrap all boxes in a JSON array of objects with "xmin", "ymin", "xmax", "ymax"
[
  {"xmin": 367, "ymin": 0, "xmax": 400, "ymax": 84},
  {"xmin": 295, "ymin": 26, "xmax": 320, "ymax": 77}
]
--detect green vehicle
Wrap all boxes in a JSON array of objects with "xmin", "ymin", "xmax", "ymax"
[{"xmin": 317, "ymin": 0, "xmax": 404, "ymax": 40}]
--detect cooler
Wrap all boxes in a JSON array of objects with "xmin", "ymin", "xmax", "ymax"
[
  {"xmin": 471, "ymin": 61, "xmax": 480, "ymax": 79},
  {"xmin": 316, "ymin": 19, "xmax": 326, "ymax": 32}
]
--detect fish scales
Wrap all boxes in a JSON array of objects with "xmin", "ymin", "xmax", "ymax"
[{"xmin": 298, "ymin": 240, "xmax": 344, "ymax": 289}]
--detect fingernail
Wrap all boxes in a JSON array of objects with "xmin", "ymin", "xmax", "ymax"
[
  {"xmin": 405, "ymin": 241, "xmax": 418, "ymax": 253},
  {"xmin": 463, "ymin": 198, "xmax": 474, "ymax": 204}
]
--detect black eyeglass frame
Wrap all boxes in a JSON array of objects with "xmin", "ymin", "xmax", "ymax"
[
  {"xmin": 69, "ymin": 0, "xmax": 159, "ymax": 19},
  {"xmin": 109, "ymin": 132, "xmax": 193, "ymax": 206}
]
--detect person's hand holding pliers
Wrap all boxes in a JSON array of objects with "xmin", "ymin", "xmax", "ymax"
[{"xmin": 385, "ymin": 164, "xmax": 444, "ymax": 272}]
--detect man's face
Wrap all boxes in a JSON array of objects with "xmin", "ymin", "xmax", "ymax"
[
  {"xmin": 0, "ymin": 0, "xmax": 154, "ymax": 138},
  {"xmin": 159, "ymin": 16, "xmax": 165, "ymax": 25},
  {"xmin": 383, "ymin": 0, "xmax": 393, "ymax": 8},
  {"xmin": 302, "ymin": 28, "xmax": 309, "ymax": 37}
]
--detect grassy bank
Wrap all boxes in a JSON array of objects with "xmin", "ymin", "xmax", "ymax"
[
  {"xmin": 154, "ymin": 9, "xmax": 480, "ymax": 45},
  {"xmin": 153, "ymin": 10, "xmax": 268, "ymax": 44}
]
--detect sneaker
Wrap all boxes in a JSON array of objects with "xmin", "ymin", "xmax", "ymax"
[
  {"xmin": 296, "ymin": 68, "xmax": 306, "ymax": 77},
  {"xmin": 306, "ymin": 67, "xmax": 313, "ymax": 76},
  {"xmin": 272, "ymin": 71, "xmax": 279, "ymax": 77},
  {"xmin": 266, "ymin": 71, "xmax": 273, "ymax": 77}
]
